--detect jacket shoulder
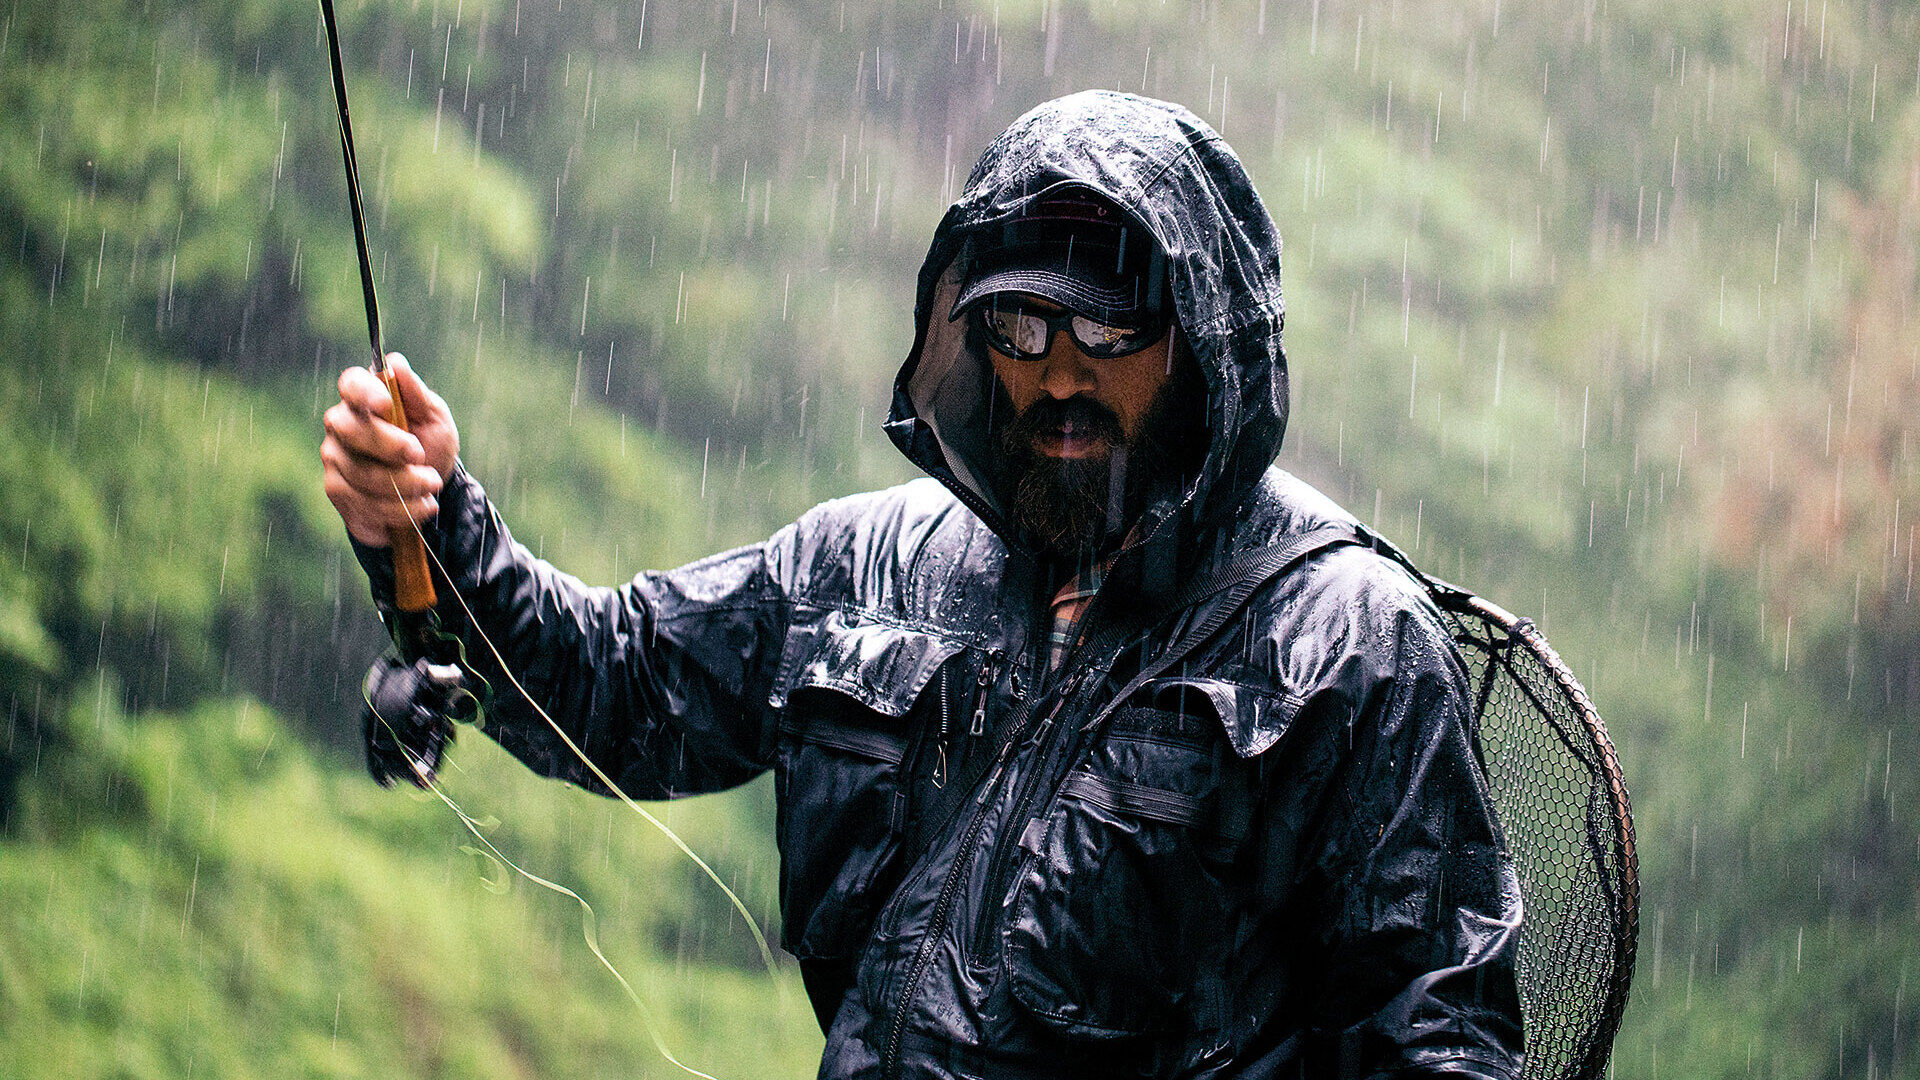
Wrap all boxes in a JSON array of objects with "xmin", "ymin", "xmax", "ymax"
[
  {"xmin": 1194, "ymin": 468, "xmax": 1462, "ymax": 754},
  {"xmin": 778, "ymin": 478, "xmax": 1003, "ymax": 623},
  {"xmin": 794, "ymin": 477, "xmax": 969, "ymax": 537},
  {"xmin": 1237, "ymin": 468, "xmax": 1438, "ymax": 625}
]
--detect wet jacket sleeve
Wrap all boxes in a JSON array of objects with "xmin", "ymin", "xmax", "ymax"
[
  {"xmin": 1239, "ymin": 606, "xmax": 1524, "ymax": 1080},
  {"xmin": 352, "ymin": 462, "xmax": 796, "ymax": 798}
]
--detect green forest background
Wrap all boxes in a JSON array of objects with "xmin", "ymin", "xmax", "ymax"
[{"xmin": 3, "ymin": 0, "xmax": 1918, "ymax": 1075}]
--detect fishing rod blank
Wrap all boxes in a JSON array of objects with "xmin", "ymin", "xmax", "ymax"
[{"xmin": 317, "ymin": 0, "xmax": 436, "ymax": 614}]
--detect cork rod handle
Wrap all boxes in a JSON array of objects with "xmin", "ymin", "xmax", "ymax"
[{"xmin": 381, "ymin": 368, "xmax": 438, "ymax": 613}]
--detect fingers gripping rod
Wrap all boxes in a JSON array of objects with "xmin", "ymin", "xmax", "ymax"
[{"xmin": 318, "ymin": 0, "xmax": 436, "ymax": 614}]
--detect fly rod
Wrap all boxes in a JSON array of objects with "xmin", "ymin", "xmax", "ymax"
[{"xmin": 318, "ymin": 0, "xmax": 436, "ymax": 614}]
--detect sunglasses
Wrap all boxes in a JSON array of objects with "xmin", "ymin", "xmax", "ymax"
[{"xmin": 971, "ymin": 301, "xmax": 1169, "ymax": 361}]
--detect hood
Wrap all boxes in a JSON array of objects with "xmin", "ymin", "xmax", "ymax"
[{"xmin": 884, "ymin": 91, "xmax": 1289, "ymax": 566}]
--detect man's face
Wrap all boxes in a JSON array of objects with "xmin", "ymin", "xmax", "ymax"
[
  {"xmin": 983, "ymin": 294, "xmax": 1199, "ymax": 555},
  {"xmin": 986, "ymin": 296, "xmax": 1174, "ymax": 460}
]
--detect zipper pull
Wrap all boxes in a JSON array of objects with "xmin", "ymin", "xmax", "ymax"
[
  {"xmin": 1026, "ymin": 715, "xmax": 1053, "ymax": 748},
  {"xmin": 970, "ymin": 658, "xmax": 993, "ymax": 737},
  {"xmin": 1028, "ymin": 672, "xmax": 1084, "ymax": 747}
]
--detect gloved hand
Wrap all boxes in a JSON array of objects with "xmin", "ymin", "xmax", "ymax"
[{"xmin": 361, "ymin": 653, "xmax": 464, "ymax": 788}]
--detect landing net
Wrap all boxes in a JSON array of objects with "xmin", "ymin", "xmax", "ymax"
[{"xmin": 1433, "ymin": 587, "xmax": 1639, "ymax": 1080}]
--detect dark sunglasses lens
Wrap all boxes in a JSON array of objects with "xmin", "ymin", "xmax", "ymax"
[
  {"xmin": 1069, "ymin": 315, "xmax": 1156, "ymax": 357},
  {"xmin": 984, "ymin": 307, "xmax": 1050, "ymax": 357}
]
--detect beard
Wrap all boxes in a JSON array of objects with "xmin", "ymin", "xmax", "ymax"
[{"xmin": 992, "ymin": 368, "xmax": 1205, "ymax": 558}]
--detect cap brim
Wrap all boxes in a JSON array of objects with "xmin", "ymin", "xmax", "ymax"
[
  {"xmin": 951, "ymin": 266, "xmax": 1156, "ymax": 325},
  {"xmin": 952, "ymin": 211, "xmax": 1166, "ymax": 325}
]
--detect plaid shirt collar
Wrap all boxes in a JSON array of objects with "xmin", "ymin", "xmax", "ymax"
[
  {"xmin": 1046, "ymin": 557, "xmax": 1110, "ymax": 672},
  {"xmin": 1039, "ymin": 496, "xmax": 1182, "ymax": 672}
]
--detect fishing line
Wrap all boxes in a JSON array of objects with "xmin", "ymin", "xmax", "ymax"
[
  {"xmin": 364, "ymin": 682, "xmax": 725, "ymax": 1080},
  {"xmin": 396, "ymin": 487, "xmax": 782, "ymax": 984},
  {"xmin": 362, "ymin": 684, "xmax": 723, "ymax": 1078},
  {"xmin": 367, "ymin": 485, "xmax": 788, "ymax": 1079},
  {"xmin": 382, "ymin": 475, "xmax": 788, "ymax": 1003}
]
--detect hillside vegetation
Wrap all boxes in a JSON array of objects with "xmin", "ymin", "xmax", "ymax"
[{"xmin": 4, "ymin": 0, "xmax": 1919, "ymax": 1076}]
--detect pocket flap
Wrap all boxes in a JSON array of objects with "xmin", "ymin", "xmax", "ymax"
[
  {"xmin": 771, "ymin": 610, "xmax": 966, "ymax": 717},
  {"xmin": 1136, "ymin": 676, "xmax": 1303, "ymax": 758}
]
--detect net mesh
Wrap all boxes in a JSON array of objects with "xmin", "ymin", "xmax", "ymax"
[{"xmin": 1434, "ymin": 592, "xmax": 1639, "ymax": 1080}]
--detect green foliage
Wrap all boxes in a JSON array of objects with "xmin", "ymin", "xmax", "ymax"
[
  {"xmin": 0, "ymin": 265, "xmax": 338, "ymax": 699},
  {"xmin": 0, "ymin": 693, "xmax": 819, "ymax": 1079}
]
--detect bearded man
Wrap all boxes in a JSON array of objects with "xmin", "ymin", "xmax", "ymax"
[{"xmin": 322, "ymin": 91, "xmax": 1524, "ymax": 1079}]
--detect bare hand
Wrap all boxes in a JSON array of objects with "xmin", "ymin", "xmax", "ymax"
[{"xmin": 321, "ymin": 354, "xmax": 460, "ymax": 548}]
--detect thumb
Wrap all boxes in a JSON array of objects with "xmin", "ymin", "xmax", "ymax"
[
  {"xmin": 384, "ymin": 351, "xmax": 458, "ymax": 478},
  {"xmin": 384, "ymin": 353, "xmax": 443, "ymax": 425}
]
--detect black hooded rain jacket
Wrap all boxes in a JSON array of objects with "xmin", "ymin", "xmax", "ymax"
[{"xmin": 357, "ymin": 91, "xmax": 1524, "ymax": 1080}]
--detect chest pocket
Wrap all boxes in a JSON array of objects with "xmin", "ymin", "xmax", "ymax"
[
  {"xmin": 1003, "ymin": 677, "xmax": 1289, "ymax": 1041},
  {"xmin": 772, "ymin": 620, "xmax": 963, "ymax": 961}
]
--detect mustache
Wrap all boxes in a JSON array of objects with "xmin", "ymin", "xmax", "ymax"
[{"xmin": 1002, "ymin": 395, "xmax": 1125, "ymax": 446}]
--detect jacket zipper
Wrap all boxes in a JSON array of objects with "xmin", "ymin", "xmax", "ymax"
[
  {"xmin": 878, "ymin": 667, "xmax": 1074, "ymax": 1079},
  {"xmin": 931, "ymin": 663, "xmax": 955, "ymax": 788},
  {"xmin": 937, "ymin": 654, "xmax": 994, "ymax": 788},
  {"xmin": 967, "ymin": 600, "xmax": 1161, "ymax": 963},
  {"xmin": 969, "ymin": 669, "xmax": 1089, "ymax": 956},
  {"xmin": 938, "ymin": 664, "xmax": 954, "ymax": 744}
]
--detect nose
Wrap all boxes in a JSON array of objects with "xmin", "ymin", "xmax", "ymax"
[{"xmin": 1034, "ymin": 331, "xmax": 1096, "ymax": 399}]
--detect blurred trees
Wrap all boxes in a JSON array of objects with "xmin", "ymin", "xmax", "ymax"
[{"xmin": 3, "ymin": 0, "xmax": 1919, "ymax": 1076}]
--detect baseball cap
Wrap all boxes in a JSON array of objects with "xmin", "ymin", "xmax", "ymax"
[{"xmin": 952, "ymin": 192, "xmax": 1168, "ymax": 327}]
